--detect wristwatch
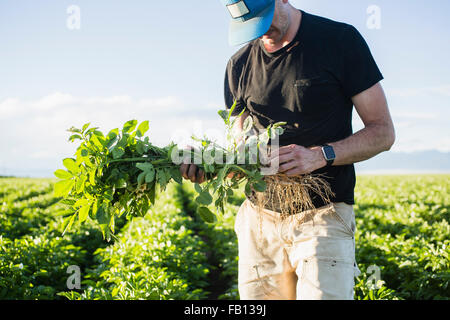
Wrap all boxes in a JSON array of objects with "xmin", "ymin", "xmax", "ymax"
[{"xmin": 321, "ymin": 144, "xmax": 336, "ymax": 167}]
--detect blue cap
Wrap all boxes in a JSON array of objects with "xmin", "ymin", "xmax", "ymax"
[{"xmin": 221, "ymin": 0, "xmax": 275, "ymax": 46}]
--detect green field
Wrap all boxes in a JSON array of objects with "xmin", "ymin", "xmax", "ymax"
[{"xmin": 0, "ymin": 175, "xmax": 448, "ymax": 300}]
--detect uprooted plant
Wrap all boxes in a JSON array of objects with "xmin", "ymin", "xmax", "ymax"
[{"xmin": 54, "ymin": 102, "xmax": 333, "ymax": 241}]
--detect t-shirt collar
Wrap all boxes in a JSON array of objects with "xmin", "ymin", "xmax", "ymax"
[{"xmin": 259, "ymin": 9, "xmax": 306, "ymax": 57}]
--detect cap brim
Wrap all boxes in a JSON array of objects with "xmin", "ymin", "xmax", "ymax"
[{"xmin": 228, "ymin": 2, "xmax": 275, "ymax": 46}]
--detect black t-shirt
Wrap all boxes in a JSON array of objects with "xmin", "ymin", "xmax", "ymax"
[{"xmin": 224, "ymin": 10, "xmax": 383, "ymax": 208}]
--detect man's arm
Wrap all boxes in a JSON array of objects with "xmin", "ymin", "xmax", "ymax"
[
  {"xmin": 274, "ymin": 83, "xmax": 396, "ymax": 175},
  {"xmin": 327, "ymin": 82, "xmax": 395, "ymax": 166}
]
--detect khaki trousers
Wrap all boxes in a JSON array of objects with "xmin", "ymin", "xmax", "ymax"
[{"xmin": 234, "ymin": 199, "xmax": 361, "ymax": 300}]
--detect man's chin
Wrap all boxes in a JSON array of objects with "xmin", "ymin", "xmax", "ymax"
[
  {"xmin": 260, "ymin": 32, "xmax": 282, "ymax": 44},
  {"xmin": 260, "ymin": 37, "xmax": 278, "ymax": 47}
]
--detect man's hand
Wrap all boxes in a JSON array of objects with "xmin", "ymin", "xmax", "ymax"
[
  {"xmin": 180, "ymin": 163, "xmax": 206, "ymax": 184},
  {"xmin": 270, "ymin": 144, "xmax": 327, "ymax": 176},
  {"xmin": 179, "ymin": 146, "xmax": 206, "ymax": 184}
]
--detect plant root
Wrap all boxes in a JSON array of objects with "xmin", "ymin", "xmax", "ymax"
[{"xmin": 250, "ymin": 173, "xmax": 335, "ymax": 225}]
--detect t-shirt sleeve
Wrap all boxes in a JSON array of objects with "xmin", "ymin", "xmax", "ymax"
[
  {"xmin": 224, "ymin": 58, "xmax": 246, "ymax": 116},
  {"xmin": 336, "ymin": 25, "xmax": 384, "ymax": 98}
]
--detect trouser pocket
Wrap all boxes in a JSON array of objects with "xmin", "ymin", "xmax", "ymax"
[
  {"xmin": 331, "ymin": 203, "xmax": 356, "ymax": 238},
  {"xmin": 297, "ymin": 257, "xmax": 356, "ymax": 300}
]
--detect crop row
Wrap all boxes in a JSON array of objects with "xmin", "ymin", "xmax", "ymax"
[
  {"xmin": 59, "ymin": 183, "xmax": 214, "ymax": 300},
  {"xmin": 353, "ymin": 175, "xmax": 449, "ymax": 300},
  {"xmin": 1, "ymin": 175, "xmax": 449, "ymax": 300},
  {"xmin": 0, "ymin": 179, "xmax": 109, "ymax": 299},
  {"xmin": 175, "ymin": 182, "xmax": 240, "ymax": 299}
]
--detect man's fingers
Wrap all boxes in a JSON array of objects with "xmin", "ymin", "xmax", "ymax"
[
  {"xmin": 269, "ymin": 145, "xmax": 295, "ymax": 160},
  {"xmin": 278, "ymin": 160, "xmax": 297, "ymax": 173},
  {"xmin": 180, "ymin": 163, "xmax": 189, "ymax": 179},
  {"xmin": 278, "ymin": 145, "xmax": 296, "ymax": 155},
  {"xmin": 197, "ymin": 169, "xmax": 206, "ymax": 184},
  {"xmin": 269, "ymin": 152, "xmax": 296, "ymax": 170},
  {"xmin": 188, "ymin": 165, "xmax": 199, "ymax": 183},
  {"xmin": 278, "ymin": 153, "xmax": 296, "ymax": 165}
]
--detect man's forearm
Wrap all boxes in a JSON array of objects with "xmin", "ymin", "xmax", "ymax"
[{"xmin": 327, "ymin": 123, "xmax": 395, "ymax": 166}]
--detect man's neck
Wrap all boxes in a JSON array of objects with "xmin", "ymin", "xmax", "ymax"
[{"xmin": 264, "ymin": 9, "xmax": 302, "ymax": 53}]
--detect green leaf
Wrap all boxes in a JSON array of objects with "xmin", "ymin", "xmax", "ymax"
[
  {"xmin": 106, "ymin": 137, "xmax": 118, "ymax": 150},
  {"xmin": 273, "ymin": 121, "xmax": 287, "ymax": 128},
  {"xmin": 145, "ymin": 170, "xmax": 155, "ymax": 183},
  {"xmin": 89, "ymin": 169, "xmax": 96, "ymax": 186},
  {"xmin": 127, "ymin": 131, "xmax": 137, "ymax": 145},
  {"xmin": 67, "ymin": 126, "xmax": 82, "ymax": 134},
  {"xmin": 104, "ymin": 189, "xmax": 114, "ymax": 201},
  {"xmin": 197, "ymin": 206, "xmax": 216, "ymax": 223},
  {"xmin": 244, "ymin": 182, "xmax": 253, "ymax": 197},
  {"xmin": 136, "ymin": 121, "xmax": 150, "ymax": 137},
  {"xmin": 91, "ymin": 135, "xmax": 104, "ymax": 149},
  {"xmin": 228, "ymin": 100, "xmax": 237, "ymax": 122},
  {"xmin": 148, "ymin": 183, "xmax": 156, "ymax": 204},
  {"xmin": 167, "ymin": 167, "xmax": 181, "ymax": 184},
  {"xmin": 80, "ymin": 148, "xmax": 89, "ymax": 157},
  {"xmin": 93, "ymin": 130, "xmax": 104, "ymax": 137},
  {"xmin": 136, "ymin": 162, "xmax": 154, "ymax": 172},
  {"xmin": 116, "ymin": 134, "xmax": 128, "ymax": 148},
  {"xmin": 63, "ymin": 158, "xmax": 80, "ymax": 174},
  {"xmin": 62, "ymin": 213, "xmax": 76, "ymax": 236},
  {"xmin": 157, "ymin": 170, "xmax": 168, "ymax": 189},
  {"xmin": 82, "ymin": 123, "xmax": 91, "ymax": 133},
  {"xmin": 253, "ymin": 180, "xmax": 267, "ymax": 193},
  {"xmin": 74, "ymin": 198, "xmax": 89, "ymax": 208},
  {"xmin": 111, "ymin": 287, "xmax": 119, "ymax": 298},
  {"xmin": 107, "ymin": 128, "xmax": 119, "ymax": 137},
  {"xmin": 137, "ymin": 172, "xmax": 146, "ymax": 187},
  {"xmin": 105, "ymin": 129, "xmax": 119, "ymax": 148},
  {"xmin": 96, "ymin": 206, "xmax": 110, "ymax": 226},
  {"xmin": 195, "ymin": 190, "xmax": 213, "ymax": 206},
  {"xmin": 243, "ymin": 116, "xmax": 253, "ymax": 134},
  {"xmin": 54, "ymin": 179, "xmax": 75, "ymax": 197},
  {"xmin": 194, "ymin": 183, "xmax": 202, "ymax": 194},
  {"xmin": 60, "ymin": 199, "xmax": 76, "ymax": 206},
  {"xmin": 78, "ymin": 204, "xmax": 91, "ymax": 223},
  {"xmin": 204, "ymin": 164, "xmax": 215, "ymax": 173},
  {"xmin": 90, "ymin": 200, "xmax": 99, "ymax": 219},
  {"xmin": 68, "ymin": 134, "xmax": 82, "ymax": 142},
  {"xmin": 123, "ymin": 120, "xmax": 138, "ymax": 133},
  {"xmin": 115, "ymin": 178, "xmax": 127, "ymax": 189},
  {"xmin": 136, "ymin": 141, "xmax": 145, "ymax": 155},
  {"xmin": 76, "ymin": 175, "xmax": 87, "ymax": 193},
  {"xmin": 54, "ymin": 169, "xmax": 73, "ymax": 180},
  {"xmin": 112, "ymin": 147, "xmax": 125, "ymax": 159},
  {"xmin": 218, "ymin": 110, "xmax": 229, "ymax": 123}
]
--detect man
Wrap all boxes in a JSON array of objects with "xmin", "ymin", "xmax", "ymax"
[{"xmin": 181, "ymin": 0, "xmax": 395, "ymax": 300}]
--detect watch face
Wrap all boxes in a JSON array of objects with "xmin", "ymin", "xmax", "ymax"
[{"xmin": 323, "ymin": 146, "xmax": 336, "ymax": 160}]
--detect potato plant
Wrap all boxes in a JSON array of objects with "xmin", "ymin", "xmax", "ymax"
[{"xmin": 54, "ymin": 104, "xmax": 286, "ymax": 240}]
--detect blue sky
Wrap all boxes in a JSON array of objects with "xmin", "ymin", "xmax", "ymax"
[{"xmin": 1, "ymin": 0, "xmax": 449, "ymax": 176}]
